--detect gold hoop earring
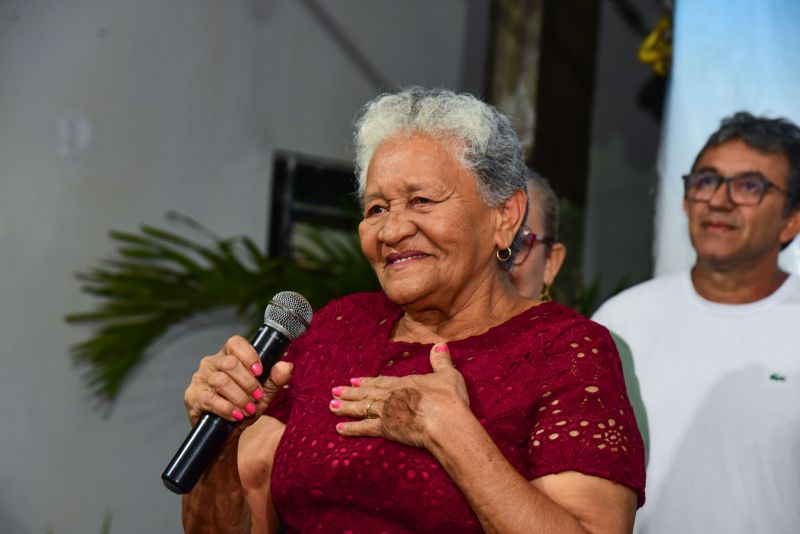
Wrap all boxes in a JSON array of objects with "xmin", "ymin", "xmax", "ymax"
[
  {"xmin": 496, "ymin": 247, "xmax": 512, "ymax": 262},
  {"xmin": 539, "ymin": 284, "xmax": 552, "ymax": 302}
]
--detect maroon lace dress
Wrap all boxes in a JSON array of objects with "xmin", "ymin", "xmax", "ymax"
[{"xmin": 267, "ymin": 292, "xmax": 645, "ymax": 533}]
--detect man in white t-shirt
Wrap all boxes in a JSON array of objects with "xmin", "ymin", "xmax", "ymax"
[{"xmin": 593, "ymin": 112, "xmax": 800, "ymax": 533}]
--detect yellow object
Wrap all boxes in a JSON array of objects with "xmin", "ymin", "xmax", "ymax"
[
  {"xmin": 638, "ymin": 12, "xmax": 672, "ymax": 76},
  {"xmin": 540, "ymin": 284, "xmax": 552, "ymax": 302}
]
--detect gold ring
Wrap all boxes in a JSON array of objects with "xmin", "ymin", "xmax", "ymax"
[{"xmin": 365, "ymin": 400, "xmax": 376, "ymax": 418}]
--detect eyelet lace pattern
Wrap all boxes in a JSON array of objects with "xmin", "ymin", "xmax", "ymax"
[{"xmin": 267, "ymin": 292, "xmax": 645, "ymax": 532}]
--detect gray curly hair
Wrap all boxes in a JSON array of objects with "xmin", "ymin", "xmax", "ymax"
[{"xmin": 353, "ymin": 87, "xmax": 528, "ymax": 268}]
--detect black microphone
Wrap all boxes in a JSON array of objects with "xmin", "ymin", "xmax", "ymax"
[{"xmin": 161, "ymin": 291, "xmax": 313, "ymax": 494}]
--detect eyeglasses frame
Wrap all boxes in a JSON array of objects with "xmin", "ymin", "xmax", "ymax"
[
  {"xmin": 682, "ymin": 171, "xmax": 790, "ymax": 207},
  {"xmin": 515, "ymin": 228, "xmax": 555, "ymax": 265}
]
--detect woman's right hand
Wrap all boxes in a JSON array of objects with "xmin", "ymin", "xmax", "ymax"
[{"xmin": 183, "ymin": 335, "xmax": 293, "ymax": 427}]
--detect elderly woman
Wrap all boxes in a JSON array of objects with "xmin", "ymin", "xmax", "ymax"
[
  {"xmin": 182, "ymin": 87, "xmax": 644, "ymax": 533},
  {"xmin": 510, "ymin": 170, "xmax": 567, "ymax": 301}
]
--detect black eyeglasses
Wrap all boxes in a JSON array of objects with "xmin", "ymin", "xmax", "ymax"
[
  {"xmin": 682, "ymin": 171, "xmax": 790, "ymax": 206},
  {"xmin": 516, "ymin": 228, "xmax": 555, "ymax": 265}
]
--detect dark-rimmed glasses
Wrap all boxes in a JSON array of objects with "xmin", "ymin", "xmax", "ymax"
[
  {"xmin": 516, "ymin": 228, "xmax": 555, "ymax": 265},
  {"xmin": 682, "ymin": 171, "xmax": 790, "ymax": 206}
]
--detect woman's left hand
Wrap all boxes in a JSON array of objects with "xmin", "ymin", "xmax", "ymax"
[{"xmin": 330, "ymin": 343, "xmax": 470, "ymax": 449}]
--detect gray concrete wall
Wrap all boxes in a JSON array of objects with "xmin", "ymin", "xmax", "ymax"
[{"xmin": 0, "ymin": 1, "xmax": 488, "ymax": 531}]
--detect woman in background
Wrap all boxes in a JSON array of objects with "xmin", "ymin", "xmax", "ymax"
[{"xmin": 510, "ymin": 170, "xmax": 567, "ymax": 300}]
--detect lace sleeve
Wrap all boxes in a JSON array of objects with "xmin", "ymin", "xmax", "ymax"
[{"xmin": 525, "ymin": 320, "xmax": 646, "ymax": 506}]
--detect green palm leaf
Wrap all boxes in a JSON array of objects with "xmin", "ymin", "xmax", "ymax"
[{"xmin": 67, "ymin": 213, "xmax": 379, "ymax": 407}]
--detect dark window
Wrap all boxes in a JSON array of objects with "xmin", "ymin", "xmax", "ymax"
[{"xmin": 269, "ymin": 152, "xmax": 360, "ymax": 258}]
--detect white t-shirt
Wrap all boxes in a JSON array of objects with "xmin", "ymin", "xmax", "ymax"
[{"xmin": 593, "ymin": 272, "xmax": 800, "ymax": 534}]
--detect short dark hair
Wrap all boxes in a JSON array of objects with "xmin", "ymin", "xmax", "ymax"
[{"xmin": 692, "ymin": 111, "xmax": 800, "ymax": 217}]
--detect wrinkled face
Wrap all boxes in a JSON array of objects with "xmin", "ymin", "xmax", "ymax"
[
  {"xmin": 358, "ymin": 133, "xmax": 503, "ymax": 310},
  {"xmin": 685, "ymin": 138, "xmax": 794, "ymax": 270}
]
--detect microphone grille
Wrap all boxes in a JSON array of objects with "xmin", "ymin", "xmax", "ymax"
[{"xmin": 264, "ymin": 291, "xmax": 313, "ymax": 340}]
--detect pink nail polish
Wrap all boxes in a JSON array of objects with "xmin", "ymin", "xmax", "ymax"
[
  {"xmin": 434, "ymin": 344, "xmax": 449, "ymax": 353},
  {"xmin": 252, "ymin": 388, "xmax": 264, "ymax": 401},
  {"xmin": 350, "ymin": 377, "xmax": 361, "ymax": 387},
  {"xmin": 245, "ymin": 402, "xmax": 256, "ymax": 415},
  {"xmin": 332, "ymin": 386, "xmax": 344, "ymax": 397},
  {"xmin": 336, "ymin": 422, "xmax": 345, "ymax": 432},
  {"xmin": 330, "ymin": 399, "xmax": 342, "ymax": 409},
  {"xmin": 250, "ymin": 362, "xmax": 263, "ymax": 376},
  {"xmin": 232, "ymin": 409, "xmax": 244, "ymax": 421}
]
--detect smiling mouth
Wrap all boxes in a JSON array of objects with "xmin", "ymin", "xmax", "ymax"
[
  {"xmin": 385, "ymin": 252, "xmax": 428, "ymax": 266},
  {"xmin": 702, "ymin": 221, "xmax": 736, "ymax": 231}
]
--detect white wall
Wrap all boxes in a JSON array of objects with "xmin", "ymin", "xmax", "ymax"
[{"xmin": 0, "ymin": 1, "xmax": 488, "ymax": 531}]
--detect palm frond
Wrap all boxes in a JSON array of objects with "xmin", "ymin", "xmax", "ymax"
[{"xmin": 67, "ymin": 214, "xmax": 379, "ymax": 407}]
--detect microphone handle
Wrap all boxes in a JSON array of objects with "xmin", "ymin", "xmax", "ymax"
[{"xmin": 161, "ymin": 325, "xmax": 290, "ymax": 494}]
